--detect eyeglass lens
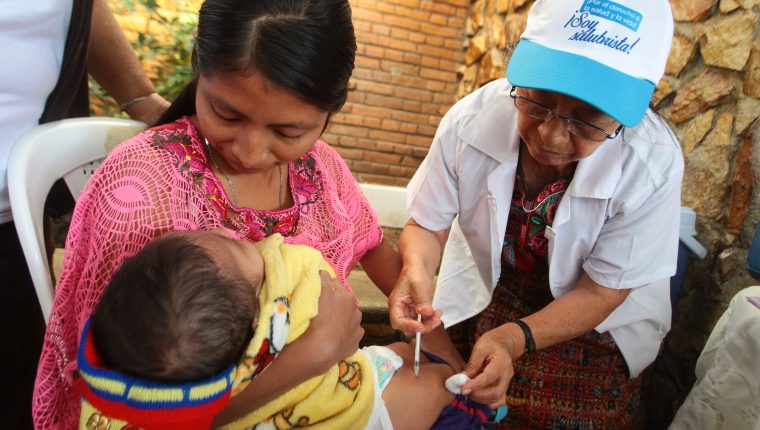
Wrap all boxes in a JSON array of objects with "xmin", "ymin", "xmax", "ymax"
[{"xmin": 510, "ymin": 87, "xmax": 618, "ymax": 141}]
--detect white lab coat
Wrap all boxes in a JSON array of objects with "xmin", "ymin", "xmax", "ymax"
[{"xmin": 407, "ymin": 79, "xmax": 684, "ymax": 377}]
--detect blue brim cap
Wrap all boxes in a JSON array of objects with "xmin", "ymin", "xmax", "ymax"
[{"xmin": 507, "ymin": 39, "xmax": 655, "ymax": 128}]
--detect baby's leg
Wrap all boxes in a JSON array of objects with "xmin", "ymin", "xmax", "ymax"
[{"xmin": 381, "ymin": 342, "xmax": 455, "ymax": 430}]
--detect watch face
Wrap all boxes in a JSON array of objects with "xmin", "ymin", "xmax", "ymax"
[{"xmin": 748, "ymin": 222, "xmax": 760, "ymax": 281}]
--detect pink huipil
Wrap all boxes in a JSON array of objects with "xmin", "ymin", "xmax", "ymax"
[{"xmin": 32, "ymin": 117, "xmax": 383, "ymax": 429}]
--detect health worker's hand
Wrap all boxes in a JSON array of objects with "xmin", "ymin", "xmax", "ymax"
[
  {"xmin": 302, "ymin": 271, "xmax": 364, "ymax": 373},
  {"xmin": 460, "ymin": 324, "xmax": 520, "ymax": 408},
  {"xmin": 388, "ymin": 262, "xmax": 441, "ymax": 335}
]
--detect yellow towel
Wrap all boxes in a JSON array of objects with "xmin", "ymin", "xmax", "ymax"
[{"xmin": 222, "ymin": 234, "xmax": 373, "ymax": 430}]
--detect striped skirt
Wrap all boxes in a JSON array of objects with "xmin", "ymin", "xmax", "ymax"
[{"xmin": 454, "ymin": 266, "xmax": 641, "ymax": 429}]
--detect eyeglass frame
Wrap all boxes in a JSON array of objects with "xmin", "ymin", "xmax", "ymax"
[{"xmin": 509, "ymin": 86, "xmax": 623, "ymax": 142}]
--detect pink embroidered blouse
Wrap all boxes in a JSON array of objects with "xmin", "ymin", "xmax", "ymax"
[{"xmin": 33, "ymin": 117, "xmax": 383, "ymax": 429}]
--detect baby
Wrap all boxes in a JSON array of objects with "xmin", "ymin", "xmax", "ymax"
[{"xmin": 76, "ymin": 230, "xmax": 503, "ymax": 429}]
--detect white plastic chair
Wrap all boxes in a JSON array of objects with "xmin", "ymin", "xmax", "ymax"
[{"xmin": 8, "ymin": 117, "xmax": 146, "ymax": 323}]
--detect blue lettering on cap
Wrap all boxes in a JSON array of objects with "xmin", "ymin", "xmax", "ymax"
[
  {"xmin": 579, "ymin": 0, "xmax": 642, "ymax": 31},
  {"xmin": 563, "ymin": 1, "xmax": 643, "ymax": 54}
]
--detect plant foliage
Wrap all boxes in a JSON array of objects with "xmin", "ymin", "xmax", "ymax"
[{"xmin": 90, "ymin": 0, "xmax": 199, "ymax": 117}]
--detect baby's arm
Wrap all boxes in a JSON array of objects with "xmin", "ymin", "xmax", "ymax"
[{"xmin": 381, "ymin": 342, "xmax": 456, "ymax": 430}]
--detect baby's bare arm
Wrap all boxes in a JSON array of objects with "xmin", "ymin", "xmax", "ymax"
[{"xmin": 382, "ymin": 342, "xmax": 455, "ymax": 430}]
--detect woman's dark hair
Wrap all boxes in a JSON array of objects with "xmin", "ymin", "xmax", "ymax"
[
  {"xmin": 157, "ymin": 0, "xmax": 356, "ymax": 125},
  {"xmin": 91, "ymin": 232, "xmax": 257, "ymax": 382}
]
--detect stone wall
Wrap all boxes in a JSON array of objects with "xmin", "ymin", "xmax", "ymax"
[
  {"xmin": 460, "ymin": 0, "xmax": 760, "ymax": 427},
  {"xmin": 322, "ymin": 0, "xmax": 469, "ymax": 186}
]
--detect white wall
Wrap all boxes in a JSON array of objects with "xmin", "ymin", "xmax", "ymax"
[{"xmin": 359, "ymin": 183, "xmax": 409, "ymax": 229}]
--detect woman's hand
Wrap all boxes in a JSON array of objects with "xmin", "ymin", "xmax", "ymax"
[
  {"xmin": 460, "ymin": 323, "xmax": 523, "ymax": 408},
  {"xmin": 213, "ymin": 271, "xmax": 363, "ymax": 426},
  {"xmin": 388, "ymin": 262, "xmax": 442, "ymax": 335},
  {"xmin": 302, "ymin": 271, "xmax": 364, "ymax": 372}
]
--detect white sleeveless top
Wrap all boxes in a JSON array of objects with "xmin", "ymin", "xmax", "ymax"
[{"xmin": 0, "ymin": 0, "xmax": 72, "ymax": 223}]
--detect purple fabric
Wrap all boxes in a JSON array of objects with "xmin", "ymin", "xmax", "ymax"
[
  {"xmin": 422, "ymin": 351, "xmax": 492, "ymax": 430},
  {"xmin": 429, "ymin": 395, "xmax": 491, "ymax": 430}
]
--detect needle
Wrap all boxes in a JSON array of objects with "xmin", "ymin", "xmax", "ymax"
[{"xmin": 414, "ymin": 313, "xmax": 421, "ymax": 378}]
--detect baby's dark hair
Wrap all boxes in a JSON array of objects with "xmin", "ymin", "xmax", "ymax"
[{"xmin": 92, "ymin": 231, "xmax": 257, "ymax": 382}]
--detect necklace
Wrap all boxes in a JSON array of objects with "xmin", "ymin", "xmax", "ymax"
[
  {"xmin": 204, "ymin": 138, "xmax": 284, "ymax": 209},
  {"xmin": 520, "ymin": 188, "xmax": 566, "ymax": 213}
]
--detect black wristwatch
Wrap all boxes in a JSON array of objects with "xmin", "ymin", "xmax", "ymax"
[{"xmin": 513, "ymin": 319, "xmax": 536, "ymax": 355}]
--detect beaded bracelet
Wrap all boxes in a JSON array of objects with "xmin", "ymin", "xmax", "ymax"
[{"xmin": 119, "ymin": 92, "xmax": 156, "ymax": 110}]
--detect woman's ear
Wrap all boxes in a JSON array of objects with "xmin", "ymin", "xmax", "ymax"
[{"xmin": 320, "ymin": 114, "xmax": 332, "ymax": 134}]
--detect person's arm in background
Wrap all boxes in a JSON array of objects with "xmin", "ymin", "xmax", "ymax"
[{"xmin": 88, "ymin": 0, "xmax": 169, "ymax": 124}]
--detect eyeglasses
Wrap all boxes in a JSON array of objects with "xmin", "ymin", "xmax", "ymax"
[{"xmin": 510, "ymin": 86, "xmax": 623, "ymax": 142}]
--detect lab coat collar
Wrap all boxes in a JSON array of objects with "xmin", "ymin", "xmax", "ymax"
[
  {"xmin": 458, "ymin": 85, "xmax": 623, "ymax": 202},
  {"xmin": 458, "ymin": 89, "xmax": 521, "ymax": 164},
  {"xmin": 456, "ymin": 81, "xmax": 623, "ymax": 232},
  {"xmin": 543, "ymin": 136, "xmax": 623, "ymax": 230},
  {"xmin": 569, "ymin": 137, "xmax": 622, "ymax": 200}
]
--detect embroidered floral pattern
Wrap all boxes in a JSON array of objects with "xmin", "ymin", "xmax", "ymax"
[
  {"xmin": 502, "ymin": 173, "xmax": 570, "ymax": 273},
  {"xmin": 151, "ymin": 118, "xmax": 321, "ymax": 240}
]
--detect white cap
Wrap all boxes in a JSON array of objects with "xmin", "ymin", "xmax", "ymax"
[{"xmin": 507, "ymin": 0, "xmax": 674, "ymax": 127}]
